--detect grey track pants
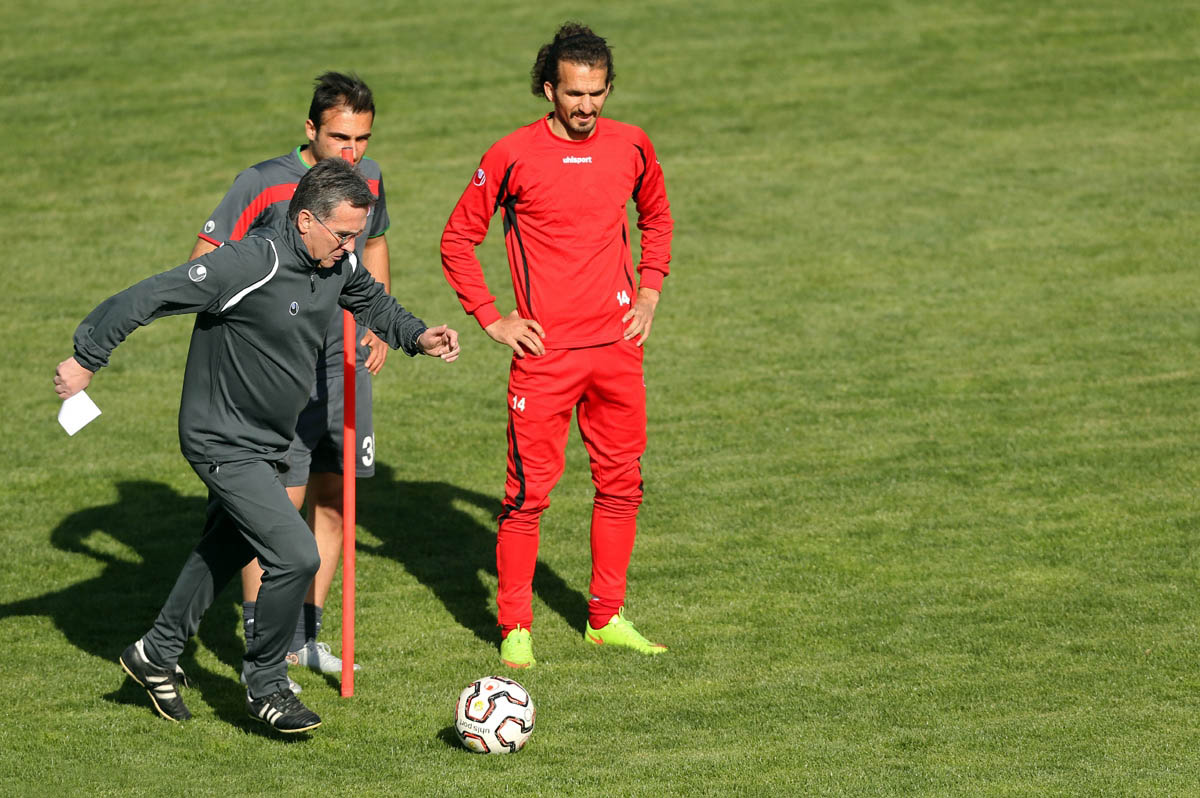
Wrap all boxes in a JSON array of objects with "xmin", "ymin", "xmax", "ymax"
[{"xmin": 142, "ymin": 458, "xmax": 320, "ymax": 698}]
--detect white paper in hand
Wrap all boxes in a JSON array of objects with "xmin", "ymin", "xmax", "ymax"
[{"xmin": 59, "ymin": 390, "xmax": 102, "ymax": 436}]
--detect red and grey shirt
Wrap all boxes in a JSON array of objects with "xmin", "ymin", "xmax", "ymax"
[
  {"xmin": 440, "ymin": 116, "xmax": 673, "ymax": 350},
  {"xmin": 198, "ymin": 146, "xmax": 390, "ymax": 371}
]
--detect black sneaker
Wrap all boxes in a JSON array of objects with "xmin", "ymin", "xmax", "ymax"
[
  {"xmin": 119, "ymin": 639, "xmax": 191, "ymax": 722},
  {"xmin": 247, "ymin": 688, "xmax": 321, "ymax": 733}
]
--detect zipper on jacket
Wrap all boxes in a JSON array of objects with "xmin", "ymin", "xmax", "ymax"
[{"xmin": 310, "ymin": 270, "xmax": 316, "ymax": 293}]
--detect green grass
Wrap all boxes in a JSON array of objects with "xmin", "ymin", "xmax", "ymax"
[{"xmin": 3, "ymin": 0, "xmax": 1200, "ymax": 794}]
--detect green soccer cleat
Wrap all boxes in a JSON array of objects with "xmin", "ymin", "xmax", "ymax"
[
  {"xmin": 584, "ymin": 608, "xmax": 667, "ymax": 655},
  {"xmin": 499, "ymin": 626, "xmax": 536, "ymax": 669}
]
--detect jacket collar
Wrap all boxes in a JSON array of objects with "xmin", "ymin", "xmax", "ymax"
[{"xmin": 280, "ymin": 214, "xmax": 324, "ymax": 270}]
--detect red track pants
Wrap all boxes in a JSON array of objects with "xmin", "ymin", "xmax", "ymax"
[{"xmin": 496, "ymin": 339, "xmax": 646, "ymax": 631}]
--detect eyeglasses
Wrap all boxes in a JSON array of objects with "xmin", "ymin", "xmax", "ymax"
[{"xmin": 311, "ymin": 213, "xmax": 361, "ymax": 248}]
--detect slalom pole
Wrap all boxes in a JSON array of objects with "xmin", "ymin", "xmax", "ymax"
[
  {"xmin": 341, "ymin": 308, "xmax": 356, "ymax": 697},
  {"xmin": 340, "ymin": 147, "xmax": 357, "ymax": 698}
]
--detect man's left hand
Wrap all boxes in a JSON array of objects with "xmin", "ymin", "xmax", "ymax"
[
  {"xmin": 360, "ymin": 330, "xmax": 389, "ymax": 375},
  {"xmin": 622, "ymin": 287, "xmax": 660, "ymax": 347}
]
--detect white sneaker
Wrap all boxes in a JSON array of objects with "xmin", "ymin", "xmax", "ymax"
[{"xmin": 286, "ymin": 640, "xmax": 361, "ymax": 674}]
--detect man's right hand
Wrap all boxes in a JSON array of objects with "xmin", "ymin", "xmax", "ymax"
[
  {"xmin": 484, "ymin": 310, "xmax": 546, "ymax": 358},
  {"xmin": 54, "ymin": 357, "xmax": 93, "ymax": 399}
]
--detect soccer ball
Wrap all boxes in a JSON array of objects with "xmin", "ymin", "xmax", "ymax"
[{"xmin": 454, "ymin": 676, "xmax": 536, "ymax": 754}]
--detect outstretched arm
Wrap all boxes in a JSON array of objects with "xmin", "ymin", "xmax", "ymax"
[
  {"xmin": 416, "ymin": 324, "xmax": 461, "ymax": 362},
  {"xmin": 62, "ymin": 240, "xmax": 259, "ymax": 398},
  {"xmin": 53, "ymin": 357, "xmax": 93, "ymax": 399}
]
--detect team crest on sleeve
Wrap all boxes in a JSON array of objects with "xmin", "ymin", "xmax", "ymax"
[
  {"xmin": 188, "ymin": 263, "xmax": 208, "ymax": 282},
  {"xmin": 472, "ymin": 168, "xmax": 486, "ymax": 187}
]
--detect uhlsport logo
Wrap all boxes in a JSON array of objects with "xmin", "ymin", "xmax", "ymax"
[
  {"xmin": 562, "ymin": 156, "xmax": 592, "ymax": 164},
  {"xmin": 187, "ymin": 264, "xmax": 207, "ymax": 282},
  {"xmin": 472, "ymin": 168, "xmax": 486, "ymax": 187},
  {"xmin": 204, "ymin": 220, "xmax": 216, "ymax": 234},
  {"xmin": 289, "ymin": 301, "xmax": 299, "ymax": 316}
]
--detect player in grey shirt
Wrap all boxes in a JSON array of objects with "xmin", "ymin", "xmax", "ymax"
[
  {"xmin": 191, "ymin": 73, "xmax": 393, "ymax": 678},
  {"xmin": 55, "ymin": 159, "xmax": 460, "ymax": 732}
]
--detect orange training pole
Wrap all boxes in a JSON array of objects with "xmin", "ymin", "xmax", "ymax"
[
  {"xmin": 341, "ymin": 310, "xmax": 356, "ymax": 697},
  {"xmin": 340, "ymin": 147, "xmax": 357, "ymax": 697}
]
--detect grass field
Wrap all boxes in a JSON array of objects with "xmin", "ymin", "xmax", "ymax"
[{"xmin": 3, "ymin": 0, "xmax": 1200, "ymax": 794}]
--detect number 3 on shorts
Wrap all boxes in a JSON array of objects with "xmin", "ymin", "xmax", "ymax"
[{"xmin": 361, "ymin": 435, "xmax": 375, "ymax": 467}]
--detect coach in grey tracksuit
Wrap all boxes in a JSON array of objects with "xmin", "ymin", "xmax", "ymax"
[{"xmin": 55, "ymin": 159, "xmax": 460, "ymax": 708}]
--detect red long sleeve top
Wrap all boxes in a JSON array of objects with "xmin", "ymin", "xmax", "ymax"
[{"xmin": 441, "ymin": 116, "xmax": 673, "ymax": 350}]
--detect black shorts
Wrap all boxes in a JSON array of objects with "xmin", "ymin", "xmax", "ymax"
[{"xmin": 282, "ymin": 366, "xmax": 374, "ymax": 487}]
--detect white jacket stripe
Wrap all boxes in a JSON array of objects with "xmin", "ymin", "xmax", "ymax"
[{"xmin": 221, "ymin": 240, "xmax": 280, "ymax": 312}]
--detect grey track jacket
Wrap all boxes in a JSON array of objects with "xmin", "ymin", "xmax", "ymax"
[{"xmin": 72, "ymin": 215, "xmax": 427, "ymax": 465}]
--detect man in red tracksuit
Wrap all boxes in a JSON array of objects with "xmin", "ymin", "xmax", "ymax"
[{"xmin": 440, "ymin": 22, "xmax": 674, "ymax": 668}]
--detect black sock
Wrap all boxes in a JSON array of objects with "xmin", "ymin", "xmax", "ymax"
[
  {"xmin": 290, "ymin": 603, "xmax": 323, "ymax": 651},
  {"xmin": 308, "ymin": 604, "xmax": 323, "ymax": 641}
]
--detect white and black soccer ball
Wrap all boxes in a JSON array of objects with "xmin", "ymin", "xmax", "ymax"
[{"xmin": 454, "ymin": 676, "xmax": 535, "ymax": 754}]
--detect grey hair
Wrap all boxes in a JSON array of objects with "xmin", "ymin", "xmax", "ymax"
[{"xmin": 287, "ymin": 158, "xmax": 375, "ymax": 223}]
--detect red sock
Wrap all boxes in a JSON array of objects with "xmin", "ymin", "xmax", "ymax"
[{"xmin": 588, "ymin": 597, "xmax": 623, "ymax": 631}]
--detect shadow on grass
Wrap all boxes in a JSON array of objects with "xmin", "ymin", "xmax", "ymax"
[
  {"xmin": 1, "ymin": 465, "xmax": 586, "ymax": 727},
  {"xmin": 0, "ymin": 480, "xmax": 264, "ymax": 730},
  {"xmin": 357, "ymin": 461, "xmax": 588, "ymax": 645},
  {"xmin": 102, "ymin": 676, "xmax": 306, "ymax": 739},
  {"xmin": 437, "ymin": 725, "xmax": 465, "ymax": 751}
]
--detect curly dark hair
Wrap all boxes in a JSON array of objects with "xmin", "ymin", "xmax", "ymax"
[
  {"xmin": 530, "ymin": 22, "xmax": 614, "ymax": 98},
  {"xmin": 308, "ymin": 71, "xmax": 375, "ymax": 131}
]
